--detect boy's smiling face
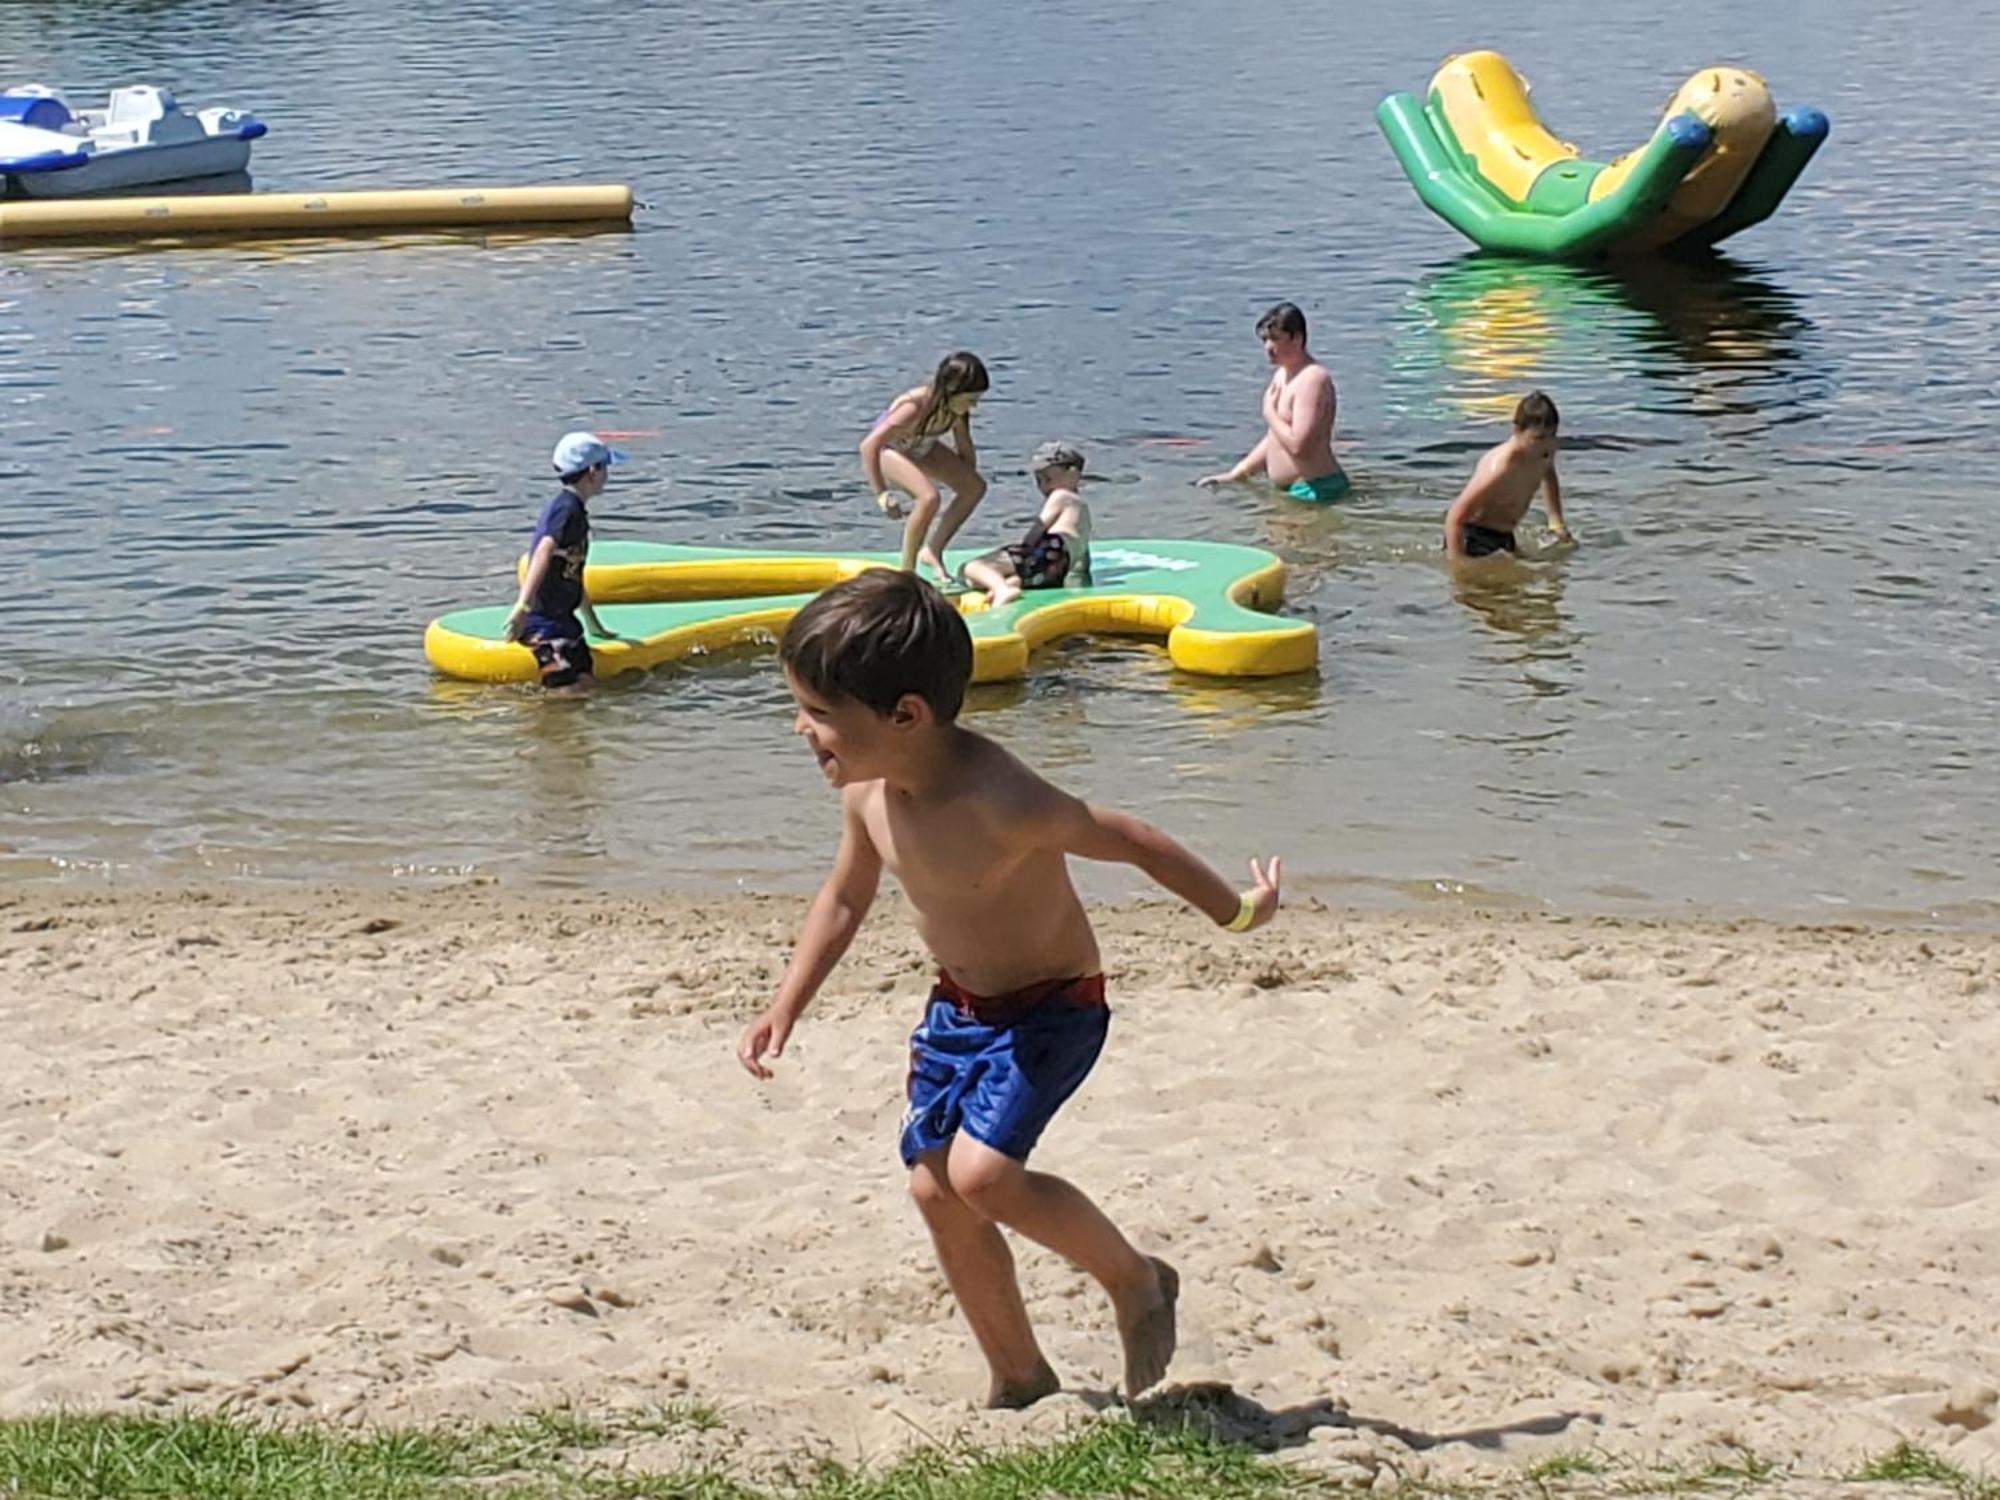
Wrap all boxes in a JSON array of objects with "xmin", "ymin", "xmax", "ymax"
[{"xmin": 786, "ymin": 671, "xmax": 903, "ymax": 787}]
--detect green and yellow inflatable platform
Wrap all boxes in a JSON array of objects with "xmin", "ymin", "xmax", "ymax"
[
  {"xmin": 1377, "ymin": 51, "xmax": 1828, "ymax": 258},
  {"xmin": 423, "ymin": 539, "xmax": 1317, "ymax": 685}
]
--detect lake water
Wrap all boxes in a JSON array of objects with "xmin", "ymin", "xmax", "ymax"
[{"xmin": 3, "ymin": 0, "xmax": 1996, "ymax": 920}]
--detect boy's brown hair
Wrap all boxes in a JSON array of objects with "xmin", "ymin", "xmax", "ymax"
[
  {"xmin": 1514, "ymin": 390, "xmax": 1559, "ymax": 433},
  {"xmin": 780, "ymin": 569, "xmax": 973, "ymax": 721},
  {"xmin": 1255, "ymin": 301, "xmax": 1307, "ymax": 342}
]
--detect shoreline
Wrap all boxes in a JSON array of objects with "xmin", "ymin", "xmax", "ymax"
[
  {"xmin": 3, "ymin": 873, "xmax": 1995, "ymax": 935},
  {"xmin": 4, "ymin": 888, "xmax": 1997, "ymax": 1485}
]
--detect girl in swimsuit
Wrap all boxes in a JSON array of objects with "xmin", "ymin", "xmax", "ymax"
[{"xmin": 859, "ymin": 351, "xmax": 991, "ymax": 581}]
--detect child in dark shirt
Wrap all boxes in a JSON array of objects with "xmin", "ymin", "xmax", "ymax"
[{"xmin": 502, "ymin": 431, "xmax": 627, "ymax": 691}]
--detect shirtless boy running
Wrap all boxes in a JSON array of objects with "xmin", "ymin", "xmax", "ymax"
[
  {"xmin": 738, "ymin": 570, "xmax": 1281, "ymax": 1406},
  {"xmin": 1442, "ymin": 391, "xmax": 1573, "ymax": 560},
  {"xmin": 1198, "ymin": 301, "xmax": 1348, "ymax": 502}
]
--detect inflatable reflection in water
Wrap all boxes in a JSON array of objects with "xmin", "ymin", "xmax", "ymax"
[
  {"xmin": 1397, "ymin": 253, "xmax": 1810, "ymax": 414},
  {"xmin": 1377, "ymin": 51, "xmax": 1828, "ymax": 259}
]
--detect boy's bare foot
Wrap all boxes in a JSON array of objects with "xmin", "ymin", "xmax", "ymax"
[
  {"xmin": 986, "ymin": 1358, "xmax": 1061, "ymax": 1409},
  {"xmin": 1116, "ymin": 1256, "xmax": 1179, "ymax": 1398}
]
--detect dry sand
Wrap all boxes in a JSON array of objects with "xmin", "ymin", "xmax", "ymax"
[{"xmin": 2, "ymin": 886, "xmax": 1996, "ymax": 1486}]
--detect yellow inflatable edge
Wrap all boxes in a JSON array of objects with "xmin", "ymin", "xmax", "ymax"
[
  {"xmin": 423, "ymin": 603, "xmax": 803, "ymax": 685},
  {"xmin": 435, "ymin": 556, "xmax": 1313, "ymax": 684},
  {"xmin": 979, "ymin": 560, "xmax": 1314, "ymax": 680}
]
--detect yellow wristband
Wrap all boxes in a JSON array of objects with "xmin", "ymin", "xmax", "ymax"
[{"xmin": 1224, "ymin": 892, "xmax": 1256, "ymax": 933}]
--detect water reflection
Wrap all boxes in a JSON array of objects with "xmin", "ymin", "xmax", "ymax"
[
  {"xmin": 0, "ymin": 705, "xmax": 143, "ymax": 785},
  {"xmin": 1450, "ymin": 558, "xmax": 1575, "ymax": 659},
  {"xmin": 1619, "ymin": 254, "xmax": 1811, "ymax": 366},
  {"xmin": 146, "ymin": 170, "xmax": 253, "ymax": 196},
  {"xmin": 1162, "ymin": 665, "xmax": 1322, "ymax": 729},
  {"xmin": 512, "ymin": 694, "xmax": 608, "ymax": 869},
  {"xmin": 964, "ymin": 677, "xmax": 1030, "ymax": 716},
  {"xmin": 1397, "ymin": 251, "xmax": 1812, "ymax": 420},
  {"xmin": 976, "ymin": 639, "xmax": 1318, "ymax": 735}
]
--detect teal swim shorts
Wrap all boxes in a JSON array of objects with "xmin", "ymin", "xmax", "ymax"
[{"xmin": 1285, "ymin": 470, "xmax": 1351, "ymax": 504}]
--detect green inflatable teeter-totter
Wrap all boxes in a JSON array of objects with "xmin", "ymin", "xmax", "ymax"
[
  {"xmin": 424, "ymin": 538, "xmax": 1317, "ymax": 684},
  {"xmin": 1377, "ymin": 51, "xmax": 1828, "ymax": 259}
]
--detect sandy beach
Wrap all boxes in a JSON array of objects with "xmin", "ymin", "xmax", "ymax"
[{"xmin": 2, "ymin": 886, "xmax": 1996, "ymax": 1486}]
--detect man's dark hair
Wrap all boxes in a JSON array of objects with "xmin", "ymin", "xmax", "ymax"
[
  {"xmin": 780, "ymin": 569, "xmax": 973, "ymax": 721},
  {"xmin": 1255, "ymin": 301, "xmax": 1308, "ymax": 342},
  {"xmin": 1513, "ymin": 390, "xmax": 1560, "ymax": 433}
]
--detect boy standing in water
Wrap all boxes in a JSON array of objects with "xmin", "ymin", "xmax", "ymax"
[
  {"xmin": 1197, "ymin": 301, "xmax": 1348, "ymax": 502},
  {"xmin": 502, "ymin": 431, "xmax": 627, "ymax": 691},
  {"xmin": 737, "ymin": 570, "xmax": 1281, "ymax": 1406},
  {"xmin": 1442, "ymin": 391, "xmax": 1573, "ymax": 560}
]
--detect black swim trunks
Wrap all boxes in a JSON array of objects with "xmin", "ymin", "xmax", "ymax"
[
  {"xmin": 527, "ymin": 632, "xmax": 593, "ymax": 688},
  {"xmin": 1004, "ymin": 533, "xmax": 1072, "ymax": 589},
  {"xmin": 1460, "ymin": 523, "xmax": 1518, "ymax": 558}
]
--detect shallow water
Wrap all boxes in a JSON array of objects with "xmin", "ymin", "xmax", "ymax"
[{"xmin": 2, "ymin": 0, "xmax": 1996, "ymax": 918}]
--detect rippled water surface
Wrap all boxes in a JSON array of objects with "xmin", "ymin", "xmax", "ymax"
[{"xmin": 3, "ymin": 0, "xmax": 1997, "ymax": 917}]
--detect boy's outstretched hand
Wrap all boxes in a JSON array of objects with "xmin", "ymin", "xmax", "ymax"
[
  {"xmin": 1243, "ymin": 856, "xmax": 1282, "ymax": 931},
  {"xmin": 737, "ymin": 1005, "xmax": 796, "ymax": 1080}
]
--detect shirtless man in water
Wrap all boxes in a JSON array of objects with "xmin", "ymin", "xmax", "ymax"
[
  {"xmin": 738, "ymin": 570, "xmax": 1282, "ymax": 1408},
  {"xmin": 1442, "ymin": 391, "xmax": 1573, "ymax": 560},
  {"xmin": 1197, "ymin": 301, "xmax": 1348, "ymax": 502}
]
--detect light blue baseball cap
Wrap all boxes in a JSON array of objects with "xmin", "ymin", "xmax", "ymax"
[{"xmin": 550, "ymin": 431, "xmax": 628, "ymax": 475}]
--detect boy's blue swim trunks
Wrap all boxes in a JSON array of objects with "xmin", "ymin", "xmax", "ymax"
[{"xmin": 900, "ymin": 972, "xmax": 1109, "ymax": 1167}]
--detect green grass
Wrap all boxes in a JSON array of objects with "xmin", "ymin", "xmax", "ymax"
[
  {"xmin": 626, "ymin": 1402, "xmax": 729, "ymax": 1438},
  {"xmin": 0, "ymin": 1409, "xmax": 1323, "ymax": 1500},
  {"xmin": 1524, "ymin": 1450, "xmax": 1608, "ymax": 1482},
  {"xmin": 1852, "ymin": 1442, "xmax": 1965, "ymax": 1485},
  {"xmin": 0, "ymin": 1411, "xmax": 503, "ymax": 1498},
  {"xmin": 9, "ymin": 1410, "xmax": 1993, "ymax": 1500},
  {"xmin": 1527, "ymin": 1451, "xmax": 1776, "ymax": 1497},
  {"xmin": 1849, "ymin": 1441, "xmax": 1998, "ymax": 1494},
  {"xmin": 1693, "ymin": 1450, "xmax": 1777, "ymax": 1487}
]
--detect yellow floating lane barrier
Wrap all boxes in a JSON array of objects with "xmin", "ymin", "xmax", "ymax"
[{"xmin": 0, "ymin": 183, "xmax": 633, "ymax": 242}]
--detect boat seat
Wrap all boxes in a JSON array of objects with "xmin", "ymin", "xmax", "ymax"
[
  {"xmin": 0, "ymin": 93, "xmax": 73, "ymax": 131},
  {"xmin": 104, "ymin": 85, "xmax": 176, "ymax": 128}
]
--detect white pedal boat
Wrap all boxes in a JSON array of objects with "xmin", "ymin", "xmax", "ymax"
[{"xmin": 0, "ymin": 85, "xmax": 266, "ymax": 198}]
